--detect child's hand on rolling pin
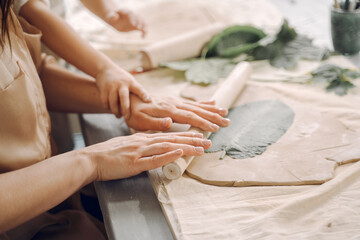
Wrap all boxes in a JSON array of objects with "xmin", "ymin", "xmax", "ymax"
[
  {"xmin": 125, "ymin": 95, "xmax": 230, "ymax": 132},
  {"xmin": 105, "ymin": 9, "xmax": 146, "ymax": 37},
  {"xmin": 95, "ymin": 66, "xmax": 151, "ymax": 120}
]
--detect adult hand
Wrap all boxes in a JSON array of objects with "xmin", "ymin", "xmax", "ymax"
[
  {"xmin": 96, "ymin": 66, "xmax": 151, "ymax": 119},
  {"xmin": 125, "ymin": 95, "xmax": 230, "ymax": 132},
  {"xmin": 105, "ymin": 9, "xmax": 146, "ymax": 37},
  {"xmin": 84, "ymin": 132, "xmax": 211, "ymax": 181}
]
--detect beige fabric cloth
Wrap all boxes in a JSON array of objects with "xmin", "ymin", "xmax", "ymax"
[
  {"xmin": 139, "ymin": 23, "xmax": 224, "ymax": 69},
  {"xmin": 185, "ymin": 82, "xmax": 360, "ymax": 186},
  {"xmin": 142, "ymin": 74, "xmax": 360, "ymax": 239},
  {"xmin": 132, "ymin": 57, "xmax": 360, "ymax": 239},
  {"xmin": 0, "ymin": 11, "xmax": 51, "ymax": 172}
]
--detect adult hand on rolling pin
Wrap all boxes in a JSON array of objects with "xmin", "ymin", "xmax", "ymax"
[
  {"xmin": 83, "ymin": 132, "xmax": 211, "ymax": 181},
  {"xmin": 105, "ymin": 9, "xmax": 147, "ymax": 37},
  {"xmin": 96, "ymin": 66, "xmax": 151, "ymax": 120},
  {"xmin": 125, "ymin": 95, "xmax": 230, "ymax": 132}
]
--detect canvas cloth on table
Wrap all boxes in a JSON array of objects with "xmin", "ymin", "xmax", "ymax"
[{"xmin": 132, "ymin": 56, "xmax": 360, "ymax": 239}]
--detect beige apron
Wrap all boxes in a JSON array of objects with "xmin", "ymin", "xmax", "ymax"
[
  {"xmin": 0, "ymin": 11, "xmax": 51, "ymax": 172},
  {"xmin": 0, "ymin": 11, "xmax": 107, "ymax": 239}
]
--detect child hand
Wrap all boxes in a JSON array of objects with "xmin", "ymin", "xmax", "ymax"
[
  {"xmin": 105, "ymin": 9, "xmax": 146, "ymax": 37},
  {"xmin": 96, "ymin": 66, "xmax": 151, "ymax": 120}
]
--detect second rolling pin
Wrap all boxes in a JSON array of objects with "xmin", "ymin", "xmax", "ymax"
[{"xmin": 162, "ymin": 61, "xmax": 252, "ymax": 180}]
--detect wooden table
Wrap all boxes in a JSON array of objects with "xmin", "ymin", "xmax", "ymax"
[{"xmin": 80, "ymin": 1, "xmax": 360, "ymax": 239}]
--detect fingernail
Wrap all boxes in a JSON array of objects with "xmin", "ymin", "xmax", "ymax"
[
  {"xmin": 195, "ymin": 133, "xmax": 203, "ymax": 138},
  {"xmin": 202, "ymin": 140, "xmax": 211, "ymax": 147},
  {"xmin": 222, "ymin": 118, "xmax": 231, "ymax": 125},
  {"xmin": 220, "ymin": 108, "xmax": 228, "ymax": 115},
  {"xmin": 211, "ymin": 124, "xmax": 219, "ymax": 132},
  {"xmin": 175, "ymin": 149, "xmax": 182, "ymax": 154},
  {"xmin": 144, "ymin": 95, "xmax": 152, "ymax": 102},
  {"xmin": 162, "ymin": 118, "xmax": 172, "ymax": 128},
  {"xmin": 195, "ymin": 147, "xmax": 204, "ymax": 153}
]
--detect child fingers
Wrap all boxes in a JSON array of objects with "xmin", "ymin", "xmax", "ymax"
[
  {"xmin": 130, "ymin": 82, "xmax": 151, "ymax": 102},
  {"xmin": 109, "ymin": 89, "xmax": 121, "ymax": 118},
  {"xmin": 119, "ymin": 87, "xmax": 130, "ymax": 120}
]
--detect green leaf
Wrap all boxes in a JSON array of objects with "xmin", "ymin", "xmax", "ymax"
[
  {"xmin": 343, "ymin": 69, "xmax": 360, "ymax": 79},
  {"xmin": 310, "ymin": 64, "xmax": 357, "ymax": 96},
  {"xmin": 311, "ymin": 64, "xmax": 342, "ymax": 83},
  {"xmin": 160, "ymin": 59, "xmax": 196, "ymax": 71},
  {"xmin": 206, "ymin": 100, "xmax": 295, "ymax": 159},
  {"xmin": 251, "ymin": 21, "xmax": 330, "ymax": 69},
  {"xmin": 276, "ymin": 19, "xmax": 297, "ymax": 43},
  {"xmin": 202, "ymin": 25, "xmax": 266, "ymax": 58},
  {"xmin": 185, "ymin": 58, "xmax": 235, "ymax": 85},
  {"xmin": 326, "ymin": 78, "xmax": 355, "ymax": 96}
]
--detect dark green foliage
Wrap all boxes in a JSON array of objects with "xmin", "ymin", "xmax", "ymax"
[
  {"xmin": 251, "ymin": 21, "xmax": 330, "ymax": 69},
  {"xmin": 161, "ymin": 20, "xmax": 333, "ymax": 85},
  {"xmin": 311, "ymin": 64, "xmax": 359, "ymax": 95},
  {"xmin": 275, "ymin": 20, "xmax": 297, "ymax": 43},
  {"xmin": 202, "ymin": 25, "xmax": 266, "ymax": 58}
]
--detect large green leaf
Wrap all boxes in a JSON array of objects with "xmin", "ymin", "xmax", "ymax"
[
  {"xmin": 206, "ymin": 100, "xmax": 295, "ymax": 159},
  {"xmin": 185, "ymin": 58, "xmax": 235, "ymax": 85},
  {"xmin": 162, "ymin": 58, "xmax": 236, "ymax": 85},
  {"xmin": 202, "ymin": 25, "xmax": 266, "ymax": 58},
  {"xmin": 160, "ymin": 59, "xmax": 196, "ymax": 71}
]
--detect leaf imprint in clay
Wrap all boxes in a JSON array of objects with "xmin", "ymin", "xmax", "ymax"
[{"xmin": 206, "ymin": 100, "xmax": 295, "ymax": 159}]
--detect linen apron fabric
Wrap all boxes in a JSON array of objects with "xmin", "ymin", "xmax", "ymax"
[
  {"xmin": 0, "ymin": 11, "xmax": 51, "ymax": 172},
  {"xmin": 0, "ymin": 11, "xmax": 107, "ymax": 239}
]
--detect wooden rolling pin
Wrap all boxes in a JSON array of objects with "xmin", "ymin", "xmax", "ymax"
[
  {"xmin": 162, "ymin": 62, "xmax": 252, "ymax": 180},
  {"xmin": 139, "ymin": 23, "xmax": 224, "ymax": 70}
]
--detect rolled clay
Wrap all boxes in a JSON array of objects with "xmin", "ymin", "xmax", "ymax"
[
  {"xmin": 162, "ymin": 62, "xmax": 252, "ymax": 180},
  {"xmin": 139, "ymin": 23, "xmax": 225, "ymax": 70}
]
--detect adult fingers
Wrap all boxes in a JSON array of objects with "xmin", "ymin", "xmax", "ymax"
[
  {"xmin": 147, "ymin": 136, "xmax": 211, "ymax": 149},
  {"xmin": 133, "ymin": 113, "xmax": 173, "ymax": 131},
  {"xmin": 136, "ymin": 17, "xmax": 146, "ymax": 37},
  {"xmin": 141, "ymin": 143, "xmax": 204, "ymax": 157},
  {"xmin": 109, "ymin": 89, "xmax": 120, "ymax": 118},
  {"xmin": 199, "ymin": 100, "xmax": 215, "ymax": 105},
  {"xmin": 177, "ymin": 104, "xmax": 230, "ymax": 127},
  {"xmin": 138, "ymin": 149, "xmax": 183, "ymax": 171},
  {"xmin": 167, "ymin": 109, "xmax": 220, "ymax": 132},
  {"xmin": 186, "ymin": 101, "xmax": 228, "ymax": 116},
  {"xmin": 119, "ymin": 87, "xmax": 130, "ymax": 120},
  {"xmin": 142, "ymin": 131, "xmax": 204, "ymax": 139},
  {"xmin": 130, "ymin": 82, "xmax": 151, "ymax": 103}
]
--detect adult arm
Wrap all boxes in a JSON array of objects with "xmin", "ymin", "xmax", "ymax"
[{"xmin": 0, "ymin": 132, "xmax": 210, "ymax": 232}]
